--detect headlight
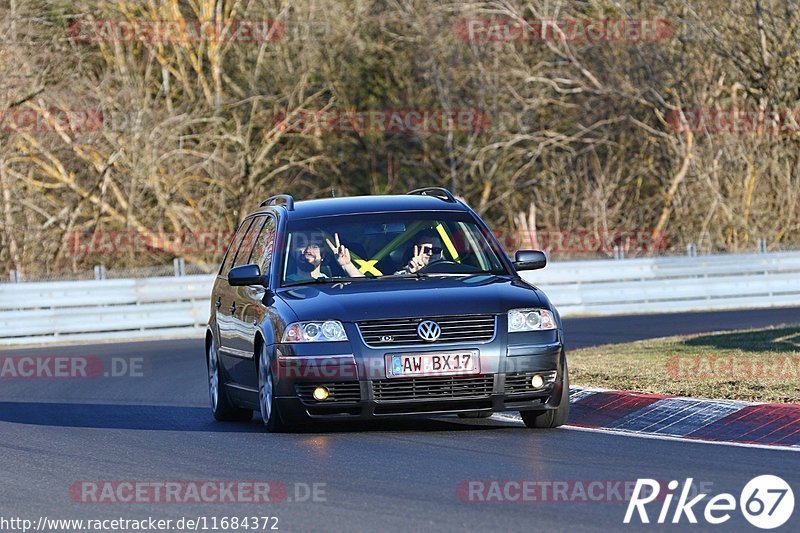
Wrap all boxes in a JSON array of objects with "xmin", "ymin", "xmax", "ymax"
[
  {"xmin": 282, "ymin": 320, "xmax": 348, "ymax": 342},
  {"xmin": 508, "ymin": 308, "xmax": 556, "ymax": 332}
]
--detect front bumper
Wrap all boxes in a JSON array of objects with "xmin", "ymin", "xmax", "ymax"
[
  {"xmin": 277, "ymin": 373, "xmax": 565, "ymax": 421},
  {"xmin": 273, "ymin": 337, "xmax": 565, "ymax": 421}
]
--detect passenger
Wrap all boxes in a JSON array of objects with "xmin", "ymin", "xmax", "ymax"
[
  {"xmin": 396, "ymin": 230, "xmax": 445, "ymax": 274},
  {"xmin": 287, "ymin": 232, "xmax": 363, "ymax": 281}
]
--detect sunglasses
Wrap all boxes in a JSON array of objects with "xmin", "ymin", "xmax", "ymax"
[{"xmin": 420, "ymin": 245, "xmax": 443, "ymax": 255}]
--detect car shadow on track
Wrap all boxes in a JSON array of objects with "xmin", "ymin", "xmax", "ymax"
[
  {"xmin": 0, "ymin": 401, "xmax": 523, "ymax": 433},
  {"xmin": 287, "ymin": 416, "xmax": 521, "ymax": 434},
  {"xmin": 0, "ymin": 402, "xmax": 262, "ymax": 432}
]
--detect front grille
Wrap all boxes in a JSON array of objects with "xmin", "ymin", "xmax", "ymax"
[
  {"xmin": 357, "ymin": 315, "xmax": 496, "ymax": 347},
  {"xmin": 373, "ymin": 375, "xmax": 494, "ymax": 402},
  {"xmin": 504, "ymin": 371, "xmax": 557, "ymax": 395},
  {"xmin": 295, "ymin": 382, "xmax": 361, "ymax": 404}
]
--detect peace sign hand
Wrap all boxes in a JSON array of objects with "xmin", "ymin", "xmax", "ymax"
[
  {"xmin": 325, "ymin": 233, "xmax": 352, "ymax": 267},
  {"xmin": 407, "ymin": 245, "xmax": 427, "ymax": 273}
]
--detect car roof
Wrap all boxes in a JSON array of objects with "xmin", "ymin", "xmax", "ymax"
[{"xmin": 253, "ymin": 194, "xmax": 470, "ymax": 220}]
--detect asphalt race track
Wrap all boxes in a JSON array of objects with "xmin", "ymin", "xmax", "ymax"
[
  {"xmin": 564, "ymin": 306, "xmax": 800, "ymax": 349},
  {"xmin": 1, "ymin": 308, "xmax": 799, "ymax": 532}
]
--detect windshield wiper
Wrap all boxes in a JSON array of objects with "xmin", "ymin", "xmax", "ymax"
[
  {"xmin": 283, "ymin": 276, "xmax": 369, "ymax": 287},
  {"xmin": 381, "ymin": 272, "xmax": 431, "ymax": 279},
  {"xmin": 385, "ymin": 272, "xmax": 493, "ymax": 279}
]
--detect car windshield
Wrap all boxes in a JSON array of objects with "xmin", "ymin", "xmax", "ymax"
[{"xmin": 281, "ymin": 212, "xmax": 508, "ymax": 286}]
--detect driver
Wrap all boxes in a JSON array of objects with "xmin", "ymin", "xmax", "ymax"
[
  {"xmin": 396, "ymin": 230, "xmax": 445, "ymax": 274},
  {"xmin": 287, "ymin": 232, "xmax": 364, "ymax": 281}
]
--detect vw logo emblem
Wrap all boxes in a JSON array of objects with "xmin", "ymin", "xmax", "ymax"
[{"xmin": 417, "ymin": 320, "xmax": 441, "ymax": 342}]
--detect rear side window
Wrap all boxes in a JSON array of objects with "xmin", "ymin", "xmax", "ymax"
[
  {"xmin": 249, "ymin": 216, "xmax": 277, "ymax": 273},
  {"xmin": 232, "ymin": 216, "xmax": 266, "ymax": 269},
  {"xmin": 219, "ymin": 218, "xmax": 255, "ymax": 276}
]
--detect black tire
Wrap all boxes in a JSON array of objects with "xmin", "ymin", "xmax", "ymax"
[
  {"xmin": 520, "ymin": 356, "xmax": 570, "ymax": 429},
  {"xmin": 457, "ymin": 412, "xmax": 493, "ymax": 419},
  {"xmin": 207, "ymin": 336, "xmax": 253, "ymax": 422},
  {"xmin": 258, "ymin": 342, "xmax": 291, "ymax": 433}
]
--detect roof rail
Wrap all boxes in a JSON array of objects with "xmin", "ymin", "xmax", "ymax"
[
  {"xmin": 260, "ymin": 194, "xmax": 294, "ymax": 210},
  {"xmin": 407, "ymin": 187, "xmax": 457, "ymax": 202}
]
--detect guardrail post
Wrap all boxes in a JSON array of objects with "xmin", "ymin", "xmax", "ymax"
[
  {"xmin": 174, "ymin": 257, "xmax": 186, "ymax": 277},
  {"xmin": 613, "ymin": 244, "xmax": 624, "ymax": 260},
  {"xmin": 94, "ymin": 264, "xmax": 107, "ymax": 280},
  {"xmin": 686, "ymin": 243, "xmax": 697, "ymax": 257},
  {"xmin": 757, "ymin": 238, "xmax": 767, "ymax": 254},
  {"xmin": 9, "ymin": 270, "xmax": 19, "ymax": 283}
]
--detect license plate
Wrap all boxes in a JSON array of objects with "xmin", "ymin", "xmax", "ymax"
[{"xmin": 385, "ymin": 351, "xmax": 479, "ymax": 378}]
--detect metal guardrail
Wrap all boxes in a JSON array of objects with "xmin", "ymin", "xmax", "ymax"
[
  {"xmin": 521, "ymin": 251, "xmax": 800, "ymax": 316},
  {"xmin": 2, "ymin": 251, "xmax": 800, "ymax": 345},
  {"xmin": 0, "ymin": 275, "xmax": 215, "ymax": 345}
]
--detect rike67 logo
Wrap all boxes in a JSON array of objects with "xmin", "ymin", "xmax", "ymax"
[{"xmin": 625, "ymin": 476, "xmax": 794, "ymax": 529}]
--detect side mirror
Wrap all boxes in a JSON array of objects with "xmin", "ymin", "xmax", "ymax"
[
  {"xmin": 514, "ymin": 250, "xmax": 547, "ymax": 271},
  {"xmin": 228, "ymin": 264, "xmax": 267, "ymax": 286}
]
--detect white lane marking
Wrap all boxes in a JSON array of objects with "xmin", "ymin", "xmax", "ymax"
[{"xmin": 490, "ymin": 413, "xmax": 800, "ymax": 452}]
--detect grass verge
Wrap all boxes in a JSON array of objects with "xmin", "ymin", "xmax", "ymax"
[{"xmin": 568, "ymin": 325, "xmax": 800, "ymax": 403}]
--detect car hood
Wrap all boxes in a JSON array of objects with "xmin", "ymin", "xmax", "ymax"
[{"xmin": 276, "ymin": 275, "xmax": 545, "ymax": 321}]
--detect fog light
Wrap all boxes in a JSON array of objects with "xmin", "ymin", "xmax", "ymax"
[
  {"xmin": 530, "ymin": 374, "xmax": 545, "ymax": 389},
  {"xmin": 312, "ymin": 387, "xmax": 329, "ymax": 401}
]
